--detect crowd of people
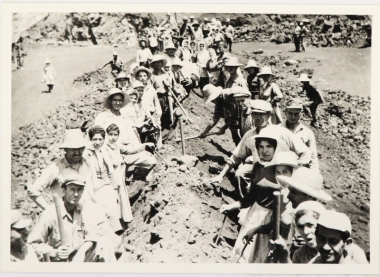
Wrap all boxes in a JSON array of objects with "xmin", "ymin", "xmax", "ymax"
[{"xmin": 11, "ymin": 13, "xmax": 368, "ymax": 265}]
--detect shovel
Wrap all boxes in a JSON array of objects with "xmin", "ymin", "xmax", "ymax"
[
  {"xmin": 236, "ymin": 240, "xmax": 250, "ymax": 263},
  {"xmin": 211, "ymin": 213, "xmax": 227, "ymax": 247}
]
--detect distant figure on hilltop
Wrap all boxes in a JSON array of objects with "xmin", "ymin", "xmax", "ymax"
[{"xmin": 41, "ymin": 59, "xmax": 57, "ymax": 93}]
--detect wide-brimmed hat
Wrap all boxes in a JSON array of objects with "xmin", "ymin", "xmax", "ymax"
[
  {"xmin": 204, "ymin": 18, "xmax": 209, "ymax": 22},
  {"xmin": 164, "ymin": 43, "xmax": 177, "ymax": 51},
  {"xmin": 245, "ymin": 128, "xmax": 281, "ymax": 153},
  {"xmin": 45, "ymin": 59, "xmax": 51, "ymax": 64},
  {"xmin": 224, "ymin": 56, "xmax": 243, "ymax": 67},
  {"xmin": 149, "ymin": 55, "xmax": 167, "ymax": 67},
  {"xmin": 133, "ymin": 66, "xmax": 152, "ymax": 79},
  {"xmin": 11, "ymin": 210, "xmax": 32, "ymax": 229},
  {"xmin": 286, "ymin": 98, "xmax": 304, "ymax": 110},
  {"xmin": 203, "ymin": 84, "xmax": 223, "ymax": 104},
  {"xmin": 297, "ymin": 73, "xmax": 311, "ymax": 82},
  {"xmin": 249, "ymin": 99, "xmax": 272, "ymax": 113},
  {"xmin": 116, "ymin": 72, "xmax": 130, "ymax": 80},
  {"xmin": 231, "ymin": 86, "xmax": 251, "ymax": 98},
  {"xmin": 257, "ymin": 66, "xmax": 274, "ymax": 76},
  {"xmin": 132, "ymin": 80, "xmax": 144, "ymax": 89},
  {"xmin": 317, "ymin": 211, "xmax": 351, "ymax": 235},
  {"xmin": 171, "ymin": 57, "xmax": 183, "ymax": 67},
  {"xmin": 192, "ymin": 20, "xmax": 200, "ymax": 27},
  {"xmin": 277, "ymin": 167, "xmax": 332, "ymax": 202},
  {"xmin": 189, "ymin": 15, "xmax": 194, "ymax": 19},
  {"xmin": 244, "ymin": 59, "xmax": 259, "ymax": 70},
  {"xmin": 59, "ymin": 129, "xmax": 88, "ymax": 149},
  {"xmin": 129, "ymin": 63, "xmax": 139, "ymax": 74},
  {"xmin": 103, "ymin": 87, "xmax": 128, "ymax": 109},
  {"xmin": 263, "ymin": 151, "xmax": 300, "ymax": 182},
  {"xmin": 183, "ymin": 16, "xmax": 188, "ymax": 21}
]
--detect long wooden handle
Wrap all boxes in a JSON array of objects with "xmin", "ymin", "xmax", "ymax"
[
  {"xmin": 175, "ymin": 131, "xmax": 219, "ymax": 142},
  {"xmin": 273, "ymin": 191, "xmax": 281, "ymax": 240},
  {"xmin": 236, "ymin": 240, "xmax": 249, "ymax": 263},
  {"xmin": 215, "ymin": 214, "xmax": 227, "ymax": 245},
  {"xmin": 52, "ymin": 194, "xmax": 69, "ymax": 246}
]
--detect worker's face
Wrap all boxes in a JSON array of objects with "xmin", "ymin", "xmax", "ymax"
[
  {"xmin": 286, "ymin": 108, "xmax": 302, "ymax": 124},
  {"xmin": 130, "ymin": 94, "xmax": 138, "ymax": 104},
  {"xmin": 113, "ymin": 54, "xmax": 117, "ymax": 60},
  {"xmin": 107, "ymin": 130, "xmax": 119, "ymax": 144},
  {"xmin": 257, "ymin": 140, "xmax": 275, "ymax": 162},
  {"xmin": 164, "ymin": 66, "xmax": 170, "ymax": 72},
  {"xmin": 141, "ymin": 41, "xmax": 146, "ymax": 48},
  {"xmin": 118, "ymin": 78, "xmax": 129, "ymax": 88},
  {"xmin": 137, "ymin": 72, "xmax": 149, "ymax": 85},
  {"xmin": 316, "ymin": 226, "xmax": 347, "ymax": 263},
  {"xmin": 64, "ymin": 147, "xmax": 85, "ymax": 164},
  {"xmin": 63, "ymin": 183, "xmax": 84, "ymax": 205},
  {"xmin": 247, "ymin": 68, "xmax": 257, "ymax": 75},
  {"xmin": 110, "ymin": 94, "xmax": 124, "ymax": 111},
  {"xmin": 260, "ymin": 74, "xmax": 271, "ymax": 82},
  {"xmin": 136, "ymin": 87, "xmax": 144, "ymax": 96},
  {"xmin": 252, "ymin": 112, "xmax": 270, "ymax": 129},
  {"xmin": 275, "ymin": 165, "xmax": 293, "ymax": 178},
  {"xmin": 167, "ymin": 49, "xmax": 176, "ymax": 56},
  {"xmin": 287, "ymin": 186, "xmax": 314, "ymax": 208},
  {"xmin": 297, "ymin": 212, "xmax": 318, "ymax": 248},
  {"xmin": 225, "ymin": 66, "xmax": 238, "ymax": 75},
  {"xmin": 199, "ymin": 44, "xmax": 204, "ymax": 50},
  {"xmin": 241, "ymin": 99, "xmax": 250, "ymax": 111},
  {"xmin": 183, "ymin": 19, "xmax": 188, "ymax": 24},
  {"xmin": 235, "ymin": 96, "xmax": 248, "ymax": 108},
  {"xmin": 153, "ymin": 61, "xmax": 163, "ymax": 70},
  {"xmin": 172, "ymin": 65, "xmax": 181, "ymax": 72},
  {"xmin": 91, "ymin": 133, "xmax": 104, "ymax": 150}
]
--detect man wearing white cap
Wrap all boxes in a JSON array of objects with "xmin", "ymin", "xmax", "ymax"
[
  {"xmin": 28, "ymin": 174, "xmax": 119, "ymax": 262},
  {"xmin": 27, "ymin": 129, "xmax": 93, "ymax": 210},
  {"xmin": 11, "ymin": 210, "xmax": 39, "ymax": 262},
  {"xmin": 297, "ymin": 73, "xmax": 324, "ymax": 127},
  {"xmin": 99, "ymin": 51, "xmax": 124, "ymax": 77},
  {"xmin": 283, "ymin": 98, "xmax": 319, "ymax": 171},
  {"xmin": 310, "ymin": 211, "xmax": 368, "ymax": 264},
  {"xmin": 209, "ymin": 100, "xmax": 311, "ymax": 193}
]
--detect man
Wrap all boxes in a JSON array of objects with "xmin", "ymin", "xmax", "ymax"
[
  {"xmin": 282, "ymin": 98, "xmax": 319, "ymax": 171},
  {"xmin": 293, "ymin": 20, "xmax": 301, "ymax": 52},
  {"xmin": 179, "ymin": 16, "xmax": 191, "ymax": 44},
  {"xmin": 223, "ymin": 56, "xmax": 248, "ymax": 90},
  {"xmin": 189, "ymin": 20, "xmax": 203, "ymax": 42},
  {"xmin": 163, "ymin": 43, "xmax": 179, "ymax": 69},
  {"xmin": 95, "ymin": 88, "xmax": 157, "ymax": 181},
  {"xmin": 209, "ymin": 100, "xmax": 311, "ymax": 196},
  {"xmin": 27, "ymin": 174, "xmax": 119, "ymax": 262},
  {"xmin": 201, "ymin": 18, "xmax": 210, "ymax": 38},
  {"xmin": 189, "ymin": 15, "xmax": 195, "ymax": 25},
  {"xmin": 27, "ymin": 129, "xmax": 92, "ymax": 210},
  {"xmin": 310, "ymin": 211, "xmax": 368, "ymax": 264},
  {"xmin": 115, "ymin": 72, "xmax": 131, "ymax": 92},
  {"xmin": 99, "ymin": 51, "xmax": 124, "ymax": 77},
  {"xmin": 223, "ymin": 18, "xmax": 235, "ymax": 52},
  {"xmin": 11, "ymin": 210, "xmax": 39, "ymax": 262},
  {"xmin": 297, "ymin": 74, "xmax": 324, "ymax": 127},
  {"xmin": 136, "ymin": 38, "xmax": 152, "ymax": 68}
]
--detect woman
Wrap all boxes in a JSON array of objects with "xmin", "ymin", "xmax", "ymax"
[
  {"xmin": 121, "ymin": 89, "xmax": 146, "ymax": 132},
  {"xmin": 219, "ymin": 129, "xmax": 290, "ymax": 263},
  {"xmin": 41, "ymin": 59, "xmax": 57, "ymax": 93},
  {"xmin": 195, "ymin": 41, "xmax": 211, "ymax": 91},
  {"xmin": 189, "ymin": 40, "xmax": 197, "ymax": 63},
  {"xmin": 83, "ymin": 125, "xmax": 123, "ymax": 234},
  {"xmin": 181, "ymin": 40, "xmax": 192, "ymax": 62},
  {"xmin": 257, "ymin": 66, "xmax": 283, "ymax": 124},
  {"xmin": 136, "ymin": 39, "xmax": 152, "ymax": 68}
]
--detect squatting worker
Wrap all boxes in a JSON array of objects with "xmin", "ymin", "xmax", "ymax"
[
  {"xmin": 209, "ymin": 100, "xmax": 311, "ymax": 197},
  {"xmin": 283, "ymin": 98, "xmax": 319, "ymax": 171},
  {"xmin": 297, "ymin": 73, "xmax": 324, "ymax": 128},
  {"xmin": 27, "ymin": 174, "xmax": 118, "ymax": 262},
  {"xmin": 99, "ymin": 51, "xmax": 124, "ymax": 77},
  {"xmin": 27, "ymin": 129, "xmax": 94, "ymax": 210},
  {"xmin": 95, "ymin": 88, "xmax": 156, "ymax": 182}
]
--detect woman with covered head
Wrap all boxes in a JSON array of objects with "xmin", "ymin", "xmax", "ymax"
[
  {"xmin": 195, "ymin": 41, "xmax": 211, "ymax": 91},
  {"xmin": 219, "ymin": 129, "xmax": 293, "ymax": 263}
]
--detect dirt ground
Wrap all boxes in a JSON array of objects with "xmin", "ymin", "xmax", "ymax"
[{"xmin": 10, "ymin": 40, "xmax": 371, "ymax": 262}]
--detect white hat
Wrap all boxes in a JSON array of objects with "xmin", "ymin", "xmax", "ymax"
[
  {"xmin": 203, "ymin": 84, "xmax": 223, "ymax": 104},
  {"xmin": 11, "ymin": 210, "xmax": 32, "ymax": 229},
  {"xmin": 116, "ymin": 72, "xmax": 130, "ymax": 80},
  {"xmin": 226, "ymin": 18, "xmax": 230, "ymax": 22},
  {"xmin": 318, "ymin": 210, "xmax": 352, "ymax": 235},
  {"xmin": 224, "ymin": 56, "xmax": 243, "ymax": 67},
  {"xmin": 263, "ymin": 151, "xmax": 300, "ymax": 182},
  {"xmin": 244, "ymin": 59, "xmax": 259, "ymax": 70},
  {"xmin": 297, "ymin": 73, "xmax": 311, "ymax": 82},
  {"xmin": 164, "ymin": 43, "xmax": 177, "ymax": 51},
  {"xmin": 231, "ymin": 86, "xmax": 250, "ymax": 98},
  {"xmin": 286, "ymin": 98, "xmax": 304, "ymax": 110},
  {"xmin": 190, "ymin": 15, "xmax": 194, "ymax": 19},
  {"xmin": 204, "ymin": 18, "xmax": 209, "ymax": 21},
  {"xmin": 257, "ymin": 66, "xmax": 274, "ymax": 76},
  {"xmin": 45, "ymin": 58, "xmax": 51, "ymax": 64},
  {"xmin": 249, "ymin": 99, "xmax": 272, "ymax": 113},
  {"xmin": 149, "ymin": 55, "xmax": 168, "ymax": 67},
  {"xmin": 132, "ymin": 80, "xmax": 144, "ymax": 89},
  {"xmin": 113, "ymin": 51, "xmax": 118, "ymax": 56},
  {"xmin": 171, "ymin": 57, "xmax": 183, "ymax": 67},
  {"xmin": 277, "ymin": 167, "xmax": 332, "ymax": 203},
  {"xmin": 59, "ymin": 129, "xmax": 88, "ymax": 149},
  {"xmin": 103, "ymin": 88, "xmax": 128, "ymax": 109},
  {"xmin": 294, "ymin": 201, "xmax": 326, "ymax": 215},
  {"xmin": 133, "ymin": 66, "xmax": 152, "ymax": 79}
]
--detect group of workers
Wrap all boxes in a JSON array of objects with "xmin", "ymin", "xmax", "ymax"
[{"xmin": 11, "ymin": 14, "xmax": 368, "ymax": 265}]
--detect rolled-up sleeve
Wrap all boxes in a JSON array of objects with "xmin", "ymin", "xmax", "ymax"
[{"xmin": 27, "ymin": 163, "xmax": 59, "ymax": 198}]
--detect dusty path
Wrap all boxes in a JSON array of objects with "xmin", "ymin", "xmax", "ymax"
[{"xmin": 11, "ymin": 45, "xmax": 136, "ymax": 134}]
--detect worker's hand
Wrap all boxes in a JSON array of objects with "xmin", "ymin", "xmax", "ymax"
[
  {"xmin": 219, "ymin": 204, "xmax": 232, "ymax": 214},
  {"xmin": 268, "ymin": 237, "xmax": 289, "ymax": 263},
  {"xmin": 209, "ymin": 175, "xmax": 223, "ymax": 186},
  {"xmin": 57, "ymin": 245, "xmax": 73, "ymax": 260},
  {"xmin": 242, "ymin": 226, "xmax": 261, "ymax": 245}
]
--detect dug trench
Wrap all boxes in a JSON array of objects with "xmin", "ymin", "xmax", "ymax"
[{"xmin": 11, "ymin": 51, "xmax": 370, "ymax": 263}]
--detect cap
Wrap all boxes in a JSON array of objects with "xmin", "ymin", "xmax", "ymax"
[
  {"xmin": 62, "ymin": 174, "xmax": 87, "ymax": 187},
  {"xmin": 250, "ymin": 100, "xmax": 272, "ymax": 113},
  {"xmin": 113, "ymin": 51, "xmax": 118, "ymax": 56},
  {"xmin": 318, "ymin": 210, "xmax": 352, "ymax": 235},
  {"xmin": 286, "ymin": 98, "xmax": 303, "ymax": 110}
]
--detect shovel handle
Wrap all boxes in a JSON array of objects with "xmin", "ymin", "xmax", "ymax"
[
  {"xmin": 236, "ymin": 240, "xmax": 250, "ymax": 263},
  {"xmin": 215, "ymin": 213, "xmax": 227, "ymax": 245}
]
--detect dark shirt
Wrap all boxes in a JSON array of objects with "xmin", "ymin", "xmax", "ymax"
[{"xmin": 247, "ymin": 74, "xmax": 259, "ymax": 97}]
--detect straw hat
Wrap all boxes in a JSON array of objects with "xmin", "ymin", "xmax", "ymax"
[
  {"xmin": 286, "ymin": 98, "xmax": 304, "ymax": 110},
  {"xmin": 59, "ymin": 129, "xmax": 88, "ymax": 149},
  {"xmin": 203, "ymin": 84, "xmax": 223, "ymax": 104},
  {"xmin": 257, "ymin": 66, "xmax": 274, "ymax": 76},
  {"xmin": 164, "ymin": 43, "xmax": 177, "ymax": 51},
  {"xmin": 103, "ymin": 88, "xmax": 128, "ymax": 109},
  {"xmin": 276, "ymin": 167, "xmax": 332, "ymax": 203},
  {"xmin": 45, "ymin": 59, "xmax": 51, "ymax": 64},
  {"xmin": 249, "ymin": 99, "xmax": 272, "ymax": 113},
  {"xmin": 297, "ymin": 73, "xmax": 311, "ymax": 82},
  {"xmin": 11, "ymin": 210, "xmax": 32, "ymax": 229},
  {"xmin": 224, "ymin": 56, "xmax": 243, "ymax": 67},
  {"xmin": 244, "ymin": 59, "xmax": 259, "ymax": 70},
  {"xmin": 133, "ymin": 66, "xmax": 152, "ymax": 79},
  {"xmin": 116, "ymin": 72, "xmax": 130, "ymax": 80},
  {"xmin": 132, "ymin": 80, "xmax": 144, "ymax": 89},
  {"xmin": 263, "ymin": 151, "xmax": 300, "ymax": 182},
  {"xmin": 149, "ymin": 55, "xmax": 167, "ymax": 67},
  {"xmin": 171, "ymin": 57, "xmax": 183, "ymax": 67},
  {"xmin": 317, "ymin": 211, "xmax": 351, "ymax": 235},
  {"xmin": 294, "ymin": 200, "xmax": 326, "ymax": 215}
]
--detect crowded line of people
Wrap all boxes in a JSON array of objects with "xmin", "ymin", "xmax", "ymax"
[{"xmin": 12, "ymin": 14, "xmax": 367, "ymax": 264}]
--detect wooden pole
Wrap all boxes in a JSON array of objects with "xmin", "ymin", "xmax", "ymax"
[
  {"xmin": 52, "ymin": 194, "xmax": 69, "ymax": 246},
  {"xmin": 273, "ymin": 191, "xmax": 281, "ymax": 240},
  {"xmin": 179, "ymin": 117, "xmax": 185, "ymax": 156}
]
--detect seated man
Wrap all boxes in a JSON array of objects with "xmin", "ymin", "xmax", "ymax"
[{"xmin": 27, "ymin": 174, "xmax": 120, "ymax": 262}]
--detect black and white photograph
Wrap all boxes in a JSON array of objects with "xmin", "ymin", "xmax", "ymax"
[{"xmin": 3, "ymin": 2, "xmax": 379, "ymax": 275}]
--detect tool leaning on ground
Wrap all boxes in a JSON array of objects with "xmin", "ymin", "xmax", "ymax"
[
  {"xmin": 212, "ymin": 213, "xmax": 228, "ymax": 247},
  {"xmin": 163, "ymin": 81, "xmax": 192, "ymax": 123},
  {"xmin": 175, "ymin": 131, "xmax": 220, "ymax": 142},
  {"xmin": 52, "ymin": 193, "xmax": 70, "ymax": 262}
]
